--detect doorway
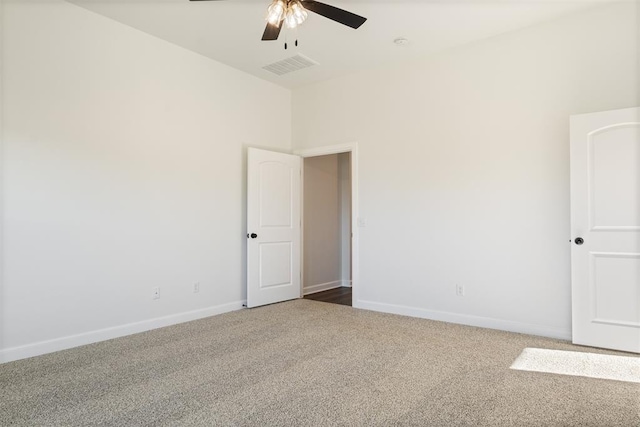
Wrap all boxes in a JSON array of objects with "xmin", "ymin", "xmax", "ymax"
[
  {"xmin": 245, "ymin": 143, "xmax": 359, "ymax": 309},
  {"xmin": 302, "ymin": 152, "xmax": 352, "ymax": 306},
  {"xmin": 296, "ymin": 143, "xmax": 358, "ymax": 308}
]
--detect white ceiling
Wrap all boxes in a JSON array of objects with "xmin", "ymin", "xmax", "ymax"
[{"xmin": 67, "ymin": 0, "xmax": 609, "ymax": 89}]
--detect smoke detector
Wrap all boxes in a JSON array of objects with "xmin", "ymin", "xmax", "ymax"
[{"xmin": 394, "ymin": 37, "xmax": 411, "ymax": 47}]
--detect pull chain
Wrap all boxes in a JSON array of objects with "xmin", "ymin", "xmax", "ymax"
[{"xmin": 283, "ymin": 26, "xmax": 300, "ymax": 50}]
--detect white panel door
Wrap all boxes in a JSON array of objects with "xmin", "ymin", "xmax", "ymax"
[
  {"xmin": 570, "ymin": 107, "xmax": 640, "ymax": 353},
  {"xmin": 247, "ymin": 148, "xmax": 301, "ymax": 308}
]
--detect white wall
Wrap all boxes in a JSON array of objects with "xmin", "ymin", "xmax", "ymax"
[
  {"xmin": 1, "ymin": 0, "xmax": 291, "ymax": 362},
  {"xmin": 338, "ymin": 152, "xmax": 351, "ymax": 287},
  {"xmin": 292, "ymin": 2, "xmax": 639, "ymax": 339},
  {"xmin": 1, "ymin": 1, "xmax": 637, "ymax": 363},
  {"xmin": 0, "ymin": 0, "xmax": 5, "ymax": 359}
]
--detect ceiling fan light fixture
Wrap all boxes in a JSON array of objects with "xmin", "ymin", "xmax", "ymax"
[
  {"xmin": 291, "ymin": 1, "xmax": 308, "ymax": 23},
  {"xmin": 284, "ymin": 1, "xmax": 308, "ymax": 29},
  {"xmin": 266, "ymin": 0, "xmax": 286, "ymax": 25},
  {"xmin": 284, "ymin": 9, "xmax": 296, "ymax": 29}
]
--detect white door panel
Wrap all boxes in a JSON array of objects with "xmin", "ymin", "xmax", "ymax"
[
  {"xmin": 589, "ymin": 125, "xmax": 640, "ymax": 230},
  {"xmin": 570, "ymin": 107, "xmax": 640, "ymax": 353},
  {"xmin": 247, "ymin": 148, "xmax": 301, "ymax": 308}
]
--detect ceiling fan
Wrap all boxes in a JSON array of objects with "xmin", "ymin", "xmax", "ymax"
[{"xmin": 189, "ymin": 0, "xmax": 367, "ymax": 41}]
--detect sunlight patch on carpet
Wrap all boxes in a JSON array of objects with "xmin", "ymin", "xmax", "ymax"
[{"xmin": 510, "ymin": 348, "xmax": 640, "ymax": 383}]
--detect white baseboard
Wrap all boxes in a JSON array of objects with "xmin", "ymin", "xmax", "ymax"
[
  {"xmin": 341, "ymin": 280, "xmax": 352, "ymax": 288},
  {"xmin": 0, "ymin": 300, "xmax": 246, "ymax": 364},
  {"xmin": 303, "ymin": 281, "xmax": 342, "ymax": 296},
  {"xmin": 354, "ymin": 299, "xmax": 571, "ymax": 341}
]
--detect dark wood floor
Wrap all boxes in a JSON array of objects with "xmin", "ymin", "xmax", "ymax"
[{"xmin": 304, "ymin": 287, "xmax": 352, "ymax": 306}]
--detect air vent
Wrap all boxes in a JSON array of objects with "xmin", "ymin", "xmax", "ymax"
[{"xmin": 262, "ymin": 54, "xmax": 318, "ymax": 76}]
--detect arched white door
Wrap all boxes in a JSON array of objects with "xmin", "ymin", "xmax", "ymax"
[
  {"xmin": 246, "ymin": 148, "xmax": 301, "ymax": 308},
  {"xmin": 570, "ymin": 107, "xmax": 640, "ymax": 353}
]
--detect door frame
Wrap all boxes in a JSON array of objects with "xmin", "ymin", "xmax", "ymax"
[{"xmin": 294, "ymin": 142, "xmax": 360, "ymax": 308}]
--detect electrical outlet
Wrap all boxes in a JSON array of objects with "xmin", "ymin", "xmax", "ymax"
[
  {"xmin": 193, "ymin": 282, "xmax": 200, "ymax": 293},
  {"xmin": 456, "ymin": 284, "xmax": 465, "ymax": 297},
  {"xmin": 153, "ymin": 287, "xmax": 160, "ymax": 300}
]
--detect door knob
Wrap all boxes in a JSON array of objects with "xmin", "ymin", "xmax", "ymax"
[
  {"xmin": 247, "ymin": 233, "xmax": 258, "ymax": 239},
  {"xmin": 574, "ymin": 237, "xmax": 584, "ymax": 245}
]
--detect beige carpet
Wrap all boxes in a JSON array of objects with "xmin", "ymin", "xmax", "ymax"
[{"xmin": 1, "ymin": 299, "xmax": 639, "ymax": 426}]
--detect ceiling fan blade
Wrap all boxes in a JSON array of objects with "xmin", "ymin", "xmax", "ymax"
[
  {"xmin": 301, "ymin": 1, "xmax": 367, "ymax": 29},
  {"xmin": 262, "ymin": 22, "xmax": 283, "ymax": 41}
]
